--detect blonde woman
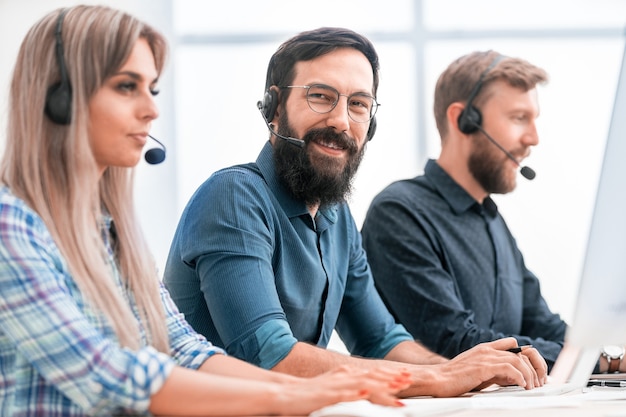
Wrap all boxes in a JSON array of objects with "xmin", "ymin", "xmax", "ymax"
[{"xmin": 0, "ymin": 6, "xmax": 410, "ymax": 416}]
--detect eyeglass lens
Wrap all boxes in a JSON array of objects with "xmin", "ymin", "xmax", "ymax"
[{"xmin": 304, "ymin": 84, "xmax": 377, "ymax": 122}]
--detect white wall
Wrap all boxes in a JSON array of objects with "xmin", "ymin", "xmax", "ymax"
[{"xmin": 0, "ymin": 0, "xmax": 176, "ymax": 273}]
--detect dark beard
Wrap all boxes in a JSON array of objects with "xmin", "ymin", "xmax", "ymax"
[
  {"xmin": 273, "ymin": 112, "xmax": 365, "ymax": 207},
  {"xmin": 468, "ymin": 132, "xmax": 516, "ymax": 195}
]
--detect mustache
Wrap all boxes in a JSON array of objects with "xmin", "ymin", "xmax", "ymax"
[
  {"xmin": 303, "ymin": 128, "xmax": 358, "ymax": 153},
  {"xmin": 504, "ymin": 145, "xmax": 530, "ymax": 161}
]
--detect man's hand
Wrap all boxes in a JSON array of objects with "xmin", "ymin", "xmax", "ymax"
[
  {"xmin": 518, "ymin": 344, "xmax": 548, "ymax": 386},
  {"xmin": 400, "ymin": 337, "xmax": 548, "ymax": 398}
]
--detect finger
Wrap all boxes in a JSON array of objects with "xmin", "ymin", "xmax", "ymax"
[
  {"xmin": 484, "ymin": 337, "xmax": 519, "ymax": 351},
  {"xmin": 507, "ymin": 352, "xmax": 538, "ymax": 389},
  {"xmin": 491, "ymin": 362, "xmax": 527, "ymax": 388},
  {"xmin": 441, "ymin": 356, "xmax": 527, "ymax": 396},
  {"xmin": 330, "ymin": 367, "xmax": 409, "ymax": 395},
  {"xmin": 519, "ymin": 354, "xmax": 538, "ymax": 388},
  {"xmin": 366, "ymin": 368, "xmax": 412, "ymax": 389},
  {"xmin": 509, "ymin": 345, "xmax": 546, "ymax": 387},
  {"xmin": 464, "ymin": 362, "xmax": 526, "ymax": 394},
  {"xmin": 365, "ymin": 391, "xmax": 405, "ymax": 407},
  {"xmin": 485, "ymin": 343, "xmax": 537, "ymax": 389},
  {"xmin": 360, "ymin": 373, "xmax": 411, "ymax": 395},
  {"xmin": 521, "ymin": 347, "xmax": 548, "ymax": 384}
]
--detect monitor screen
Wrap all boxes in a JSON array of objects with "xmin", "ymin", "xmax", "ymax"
[{"xmin": 567, "ymin": 39, "xmax": 626, "ymax": 347}]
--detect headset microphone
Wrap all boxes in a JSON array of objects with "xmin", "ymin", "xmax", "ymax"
[
  {"xmin": 256, "ymin": 103, "xmax": 305, "ymax": 148},
  {"xmin": 145, "ymin": 135, "xmax": 166, "ymax": 164},
  {"xmin": 519, "ymin": 165, "xmax": 536, "ymax": 180},
  {"xmin": 470, "ymin": 120, "xmax": 536, "ymax": 180},
  {"xmin": 457, "ymin": 53, "xmax": 536, "ymax": 181}
]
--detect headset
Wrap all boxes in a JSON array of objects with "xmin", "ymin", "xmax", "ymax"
[
  {"xmin": 257, "ymin": 60, "xmax": 378, "ymax": 142},
  {"xmin": 42, "ymin": 9, "xmax": 167, "ymax": 164},
  {"xmin": 44, "ymin": 9, "xmax": 72, "ymax": 125},
  {"xmin": 457, "ymin": 54, "xmax": 504, "ymax": 134},
  {"xmin": 455, "ymin": 54, "xmax": 536, "ymax": 180}
]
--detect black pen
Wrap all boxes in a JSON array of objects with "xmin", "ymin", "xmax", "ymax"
[
  {"xmin": 507, "ymin": 345, "xmax": 533, "ymax": 354},
  {"xmin": 587, "ymin": 379, "xmax": 626, "ymax": 388}
]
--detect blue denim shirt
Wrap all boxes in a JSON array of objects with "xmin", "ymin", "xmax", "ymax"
[
  {"xmin": 164, "ymin": 141, "xmax": 412, "ymax": 369},
  {"xmin": 362, "ymin": 159, "xmax": 567, "ymax": 370}
]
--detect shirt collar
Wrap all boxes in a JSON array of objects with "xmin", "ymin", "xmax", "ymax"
[
  {"xmin": 256, "ymin": 141, "xmax": 338, "ymax": 224},
  {"xmin": 424, "ymin": 159, "xmax": 498, "ymax": 217}
]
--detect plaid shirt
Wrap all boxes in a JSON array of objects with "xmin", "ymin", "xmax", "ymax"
[{"xmin": 0, "ymin": 185, "xmax": 225, "ymax": 416}]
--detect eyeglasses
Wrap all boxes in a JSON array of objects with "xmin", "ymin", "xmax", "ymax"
[{"xmin": 280, "ymin": 84, "xmax": 379, "ymax": 123}]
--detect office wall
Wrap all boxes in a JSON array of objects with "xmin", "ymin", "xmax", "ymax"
[{"xmin": 0, "ymin": 0, "xmax": 176, "ymax": 272}]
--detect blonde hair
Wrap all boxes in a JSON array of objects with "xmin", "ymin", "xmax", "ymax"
[{"xmin": 0, "ymin": 5, "xmax": 169, "ymax": 352}]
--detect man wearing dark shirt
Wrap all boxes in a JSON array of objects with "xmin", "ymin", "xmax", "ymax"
[{"xmin": 362, "ymin": 51, "xmax": 568, "ymax": 371}]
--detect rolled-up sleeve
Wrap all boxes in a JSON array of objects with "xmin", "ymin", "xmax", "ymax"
[
  {"xmin": 160, "ymin": 282, "xmax": 226, "ymax": 369},
  {"xmin": 176, "ymin": 168, "xmax": 298, "ymax": 368}
]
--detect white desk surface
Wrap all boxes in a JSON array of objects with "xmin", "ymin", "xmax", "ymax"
[{"xmin": 310, "ymin": 388, "xmax": 626, "ymax": 417}]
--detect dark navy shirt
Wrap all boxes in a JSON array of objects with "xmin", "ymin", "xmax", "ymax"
[
  {"xmin": 164, "ymin": 141, "xmax": 412, "ymax": 369},
  {"xmin": 361, "ymin": 159, "xmax": 567, "ymax": 370}
]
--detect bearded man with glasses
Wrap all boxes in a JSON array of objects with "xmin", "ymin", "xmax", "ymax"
[{"xmin": 164, "ymin": 27, "xmax": 547, "ymax": 399}]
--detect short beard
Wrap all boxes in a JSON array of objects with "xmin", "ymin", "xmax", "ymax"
[
  {"xmin": 273, "ymin": 112, "xmax": 365, "ymax": 208},
  {"xmin": 468, "ymin": 132, "xmax": 516, "ymax": 195}
]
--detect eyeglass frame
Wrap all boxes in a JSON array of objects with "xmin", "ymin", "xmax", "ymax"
[{"xmin": 279, "ymin": 84, "xmax": 379, "ymax": 123}]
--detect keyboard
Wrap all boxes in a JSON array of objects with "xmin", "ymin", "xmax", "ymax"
[{"xmin": 473, "ymin": 382, "xmax": 580, "ymax": 397}]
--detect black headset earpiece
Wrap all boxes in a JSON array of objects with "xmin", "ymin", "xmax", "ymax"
[
  {"xmin": 457, "ymin": 54, "xmax": 504, "ymax": 135},
  {"xmin": 457, "ymin": 105, "xmax": 482, "ymax": 134},
  {"xmin": 44, "ymin": 9, "xmax": 72, "ymax": 125},
  {"xmin": 257, "ymin": 56, "xmax": 279, "ymax": 123},
  {"xmin": 366, "ymin": 116, "xmax": 377, "ymax": 141},
  {"xmin": 258, "ymin": 88, "xmax": 279, "ymax": 122}
]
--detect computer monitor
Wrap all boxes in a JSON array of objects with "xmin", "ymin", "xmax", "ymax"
[
  {"xmin": 566, "ymin": 38, "xmax": 626, "ymax": 349},
  {"xmin": 541, "ymin": 39, "xmax": 626, "ymax": 386}
]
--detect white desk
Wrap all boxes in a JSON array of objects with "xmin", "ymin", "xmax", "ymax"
[
  {"xmin": 447, "ymin": 402, "xmax": 625, "ymax": 417},
  {"xmin": 310, "ymin": 389, "xmax": 626, "ymax": 417}
]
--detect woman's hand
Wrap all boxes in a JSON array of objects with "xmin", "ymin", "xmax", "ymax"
[{"xmin": 274, "ymin": 365, "xmax": 411, "ymax": 415}]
